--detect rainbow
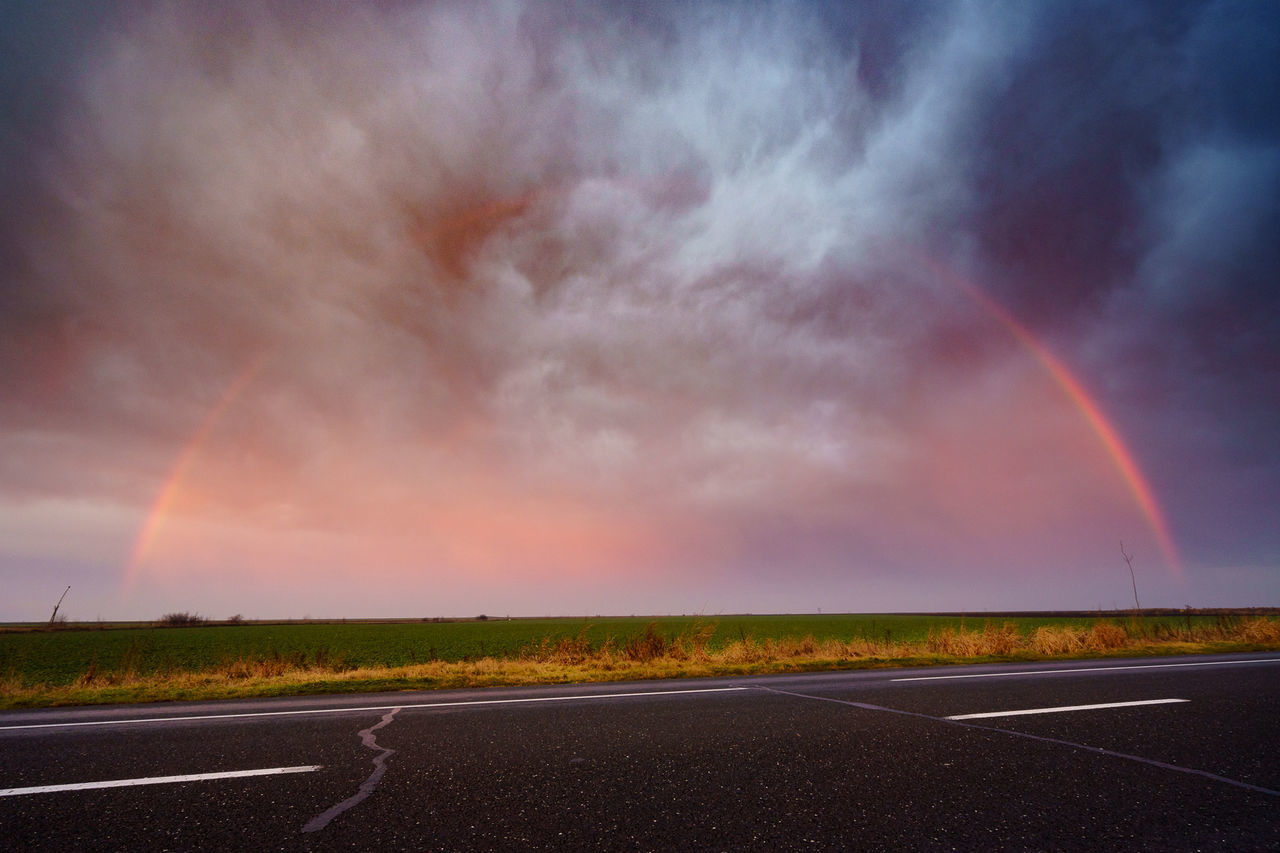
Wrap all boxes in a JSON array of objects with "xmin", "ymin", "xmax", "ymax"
[
  {"xmin": 925, "ymin": 259, "xmax": 1182, "ymax": 578},
  {"xmin": 119, "ymin": 179, "xmax": 1183, "ymax": 587},
  {"xmin": 124, "ymin": 354, "xmax": 268, "ymax": 587}
]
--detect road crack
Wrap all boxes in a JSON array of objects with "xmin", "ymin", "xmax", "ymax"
[{"xmin": 302, "ymin": 707, "xmax": 401, "ymax": 833}]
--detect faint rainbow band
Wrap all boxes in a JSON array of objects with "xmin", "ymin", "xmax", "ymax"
[
  {"xmin": 121, "ymin": 193, "xmax": 1183, "ymax": 585},
  {"xmin": 924, "ymin": 257, "xmax": 1182, "ymax": 578},
  {"xmin": 124, "ymin": 352, "xmax": 268, "ymax": 587}
]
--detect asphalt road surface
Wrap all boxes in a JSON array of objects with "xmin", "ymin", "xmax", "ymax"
[{"xmin": 2, "ymin": 652, "xmax": 1277, "ymax": 851}]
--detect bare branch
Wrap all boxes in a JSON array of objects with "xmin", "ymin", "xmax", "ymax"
[
  {"xmin": 48, "ymin": 585, "xmax": 71, "ymax": 625},
  {"xmin": 1120, "ymin": 540, "xmax": 1140, "ymax": 612}
]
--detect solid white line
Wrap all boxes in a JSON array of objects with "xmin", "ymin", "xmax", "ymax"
[
  {"xmin": 945, "ymin": 698, "xmax": 1188, "ymax": 720},
  {"xmin": 0, "ymin": 765, "xmax": 321, "ymax": 797},
  {"xmin": 0, "ymin": 686, "xmax": 748, "ymax": 731},
  {"xmin": 893, "ymin": 657, "xmax": 1280, "ymax": 682}
]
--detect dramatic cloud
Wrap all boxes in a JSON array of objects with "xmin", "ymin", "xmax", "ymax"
[{"xmin": 1, "ymin": 1, "xmax": 1277, "ymax": 619}]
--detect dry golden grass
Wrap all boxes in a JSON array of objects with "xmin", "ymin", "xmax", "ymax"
[
  {"xmin": 1240, "ymin": 618, "xmax": 1280, "ymax": 643},
  {"xmin": 1028, "ymin": 622, "xmax": 1129, "ymax": 654},
  {"xmin": 4, "ymin": 616, "xmax": 1278, "ymax": 709},
  {"xmin": 926, "ymin": 622, "xmax": 1023, "ymax": 656}
]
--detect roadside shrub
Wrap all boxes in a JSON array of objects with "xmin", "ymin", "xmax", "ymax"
[
  {"xmin": 926, "ymin": 628, "xmax": 980, "ymax": 657},
  {"xmin": 685, "ymin": 621, "xmax": 717, "ymax": 660},
  {"xmin": 622, "ymin": 622, "xmax": 667, "ymax": 661},
  {"xmin": 76, "ymin": 660, "xmax": 99, "ymax": 686},
  {"xmin": 1030, "ymin": 626, "xmax": 1086, "ymax": 655},
  {"xmin": 525, "ymin": 629, "xmax": 595, "ymax": 664},
  {"xmin": 1087, "ymin": 620, "xmax": 1129, "ymax": 650},
  {"xmin": 718, "ymin": 638, "xmax": 769, "ymax": 664},
  {"xmin": 1239, "ymin": 617, "xmax": 1280, "ymax": 643},
  {"xmin": 311, "ymin": 646, "xmax": 351, "ymax": 672},
  {"xmin": 218, "ymin": 649, "xmax": 324, "ymax": 679},
  {"xmin": 925, "ymin": 623, "xmax": 1019, "ymax": 656},
  {"xmin": 778, "ymin": 635, "xmax": 818, "ymax": 657},
  {"xmin": 980, "ymin": 622, "xmax": 1022, "ymax": 655}
]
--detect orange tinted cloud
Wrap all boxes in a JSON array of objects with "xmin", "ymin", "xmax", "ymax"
[{"xmin": 3, "ymin": 1, "xmax": 1277, "ymax": 619}]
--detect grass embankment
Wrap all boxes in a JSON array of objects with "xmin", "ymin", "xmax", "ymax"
[{"xmin": 2, "ymin": 613, "xmax": 1278, "ymax": 709}]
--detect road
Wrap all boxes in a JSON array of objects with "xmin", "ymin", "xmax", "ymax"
[{"xmin": 1, "ymin": 652, "xmax": 1277, "ymax": 850}]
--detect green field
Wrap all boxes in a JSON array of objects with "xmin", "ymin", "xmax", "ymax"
[{"xmin": 0, "ymin": 612, "xmax": 1242, "ymax": 689}]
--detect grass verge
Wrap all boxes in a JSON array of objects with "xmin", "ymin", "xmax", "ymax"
[{"xmin": 3, "ymin": 616, "xmax": 1278, "ymax": 709}]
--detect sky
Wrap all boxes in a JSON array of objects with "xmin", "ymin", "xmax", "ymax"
[{"xmin": 1, "ymin": 0, "xmax": 1277, "ymax": 621}]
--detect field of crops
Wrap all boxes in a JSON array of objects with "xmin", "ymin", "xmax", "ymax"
[{"xmin": 0, "ymin": 612, "xmax": 1233, "ymax": 688}]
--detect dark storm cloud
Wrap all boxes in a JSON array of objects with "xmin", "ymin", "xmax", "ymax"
[
  {"xmin": 0, "ymin": 0, "xmax": 1276, "ymax": 615},
  {"xmin": 1110, "ymin": 2, "xmax": 1280, "ymax": 433},
  {"xmin": 967, "ymin": 2, "xmax": 1187, "ymax": 322},
  {"xmin": 880, "ymin": 1, "xmax": 1280, "ymax": 569},
  {"xmin": 958, "ymin": 0, "xmax": 1280, "ymax": 373}
]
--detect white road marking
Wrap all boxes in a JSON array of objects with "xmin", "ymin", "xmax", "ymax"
[
  {"xmin": 762, "ymin": 686, "xmax": 1280, "ymax": 798},
  {"xmin": 893, "ymin": 657, "xmax": 1280, "ymax": 682},
  {"xmin": 0, "ymin": 765, "xmax": 320, "ymax": 797},
  {"xmin": 0, "ymin": 686, "xmax": 748, "ymax": 731},
  {"xmin": 945, "ymin": 698, "xmax": 1188, "ymax": 720}
]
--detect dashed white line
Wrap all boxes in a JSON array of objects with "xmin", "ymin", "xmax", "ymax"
[
  {"xmin": 0, "ymin": 765, "xmax": 321, "ymax": 797},
  {"xmin": 0, "ymin": 686, "xmax": 749, "ymax": 731},
  {"xmin": 945, "ymin": 698, "xmax": 1188, "ymax": 720},
  {"xmin": 761, "ymin": 686, "xmax": 1280, "ymax": 798},
  {"xmin": 893, "ymin": 657, "xmax": 1280, "ymax": 681}
]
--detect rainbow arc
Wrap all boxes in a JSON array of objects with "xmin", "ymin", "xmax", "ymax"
[
  {"xmin": 121, "ymin": 187, "xmax": 1183, "ymax": 586},
  {"xmin": 125, "ymin": 353, "xmax": 267, "ymax": 586},
  {"xmin": 924, "ymin": 258, "xmax": 1182, "ymax": 578}
]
